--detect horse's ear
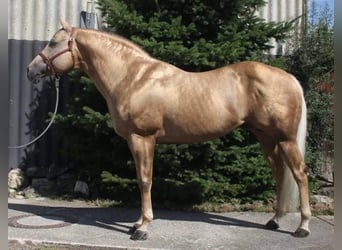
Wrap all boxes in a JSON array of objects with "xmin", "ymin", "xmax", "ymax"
[{"xmin": 59, "ymin": 17, "xmax": 72, "ymax": 32}]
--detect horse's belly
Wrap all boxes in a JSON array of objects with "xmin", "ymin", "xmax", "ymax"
[
  {"xmin": 156, "ymin": 113, "xmax": 242, "ymax": 144},
  {"xmin": 156, "ymin": 131, "xmax": 228, "ymax": 144}
]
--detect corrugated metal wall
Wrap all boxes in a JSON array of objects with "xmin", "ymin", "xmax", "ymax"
[
  {"xmin": 256, "ymin": 0, "xmax": 305, "ymax": 55},
  {"xmin": 257, "ymin": 0, "xmax": 304, "ymax": 23},
  {"xmin": 8, "ymin": 0, "xmax": 304, "ymax": 170},
  {"xmin": 9, "ymin": 0, "xmax": 90, "ymax": 41},
  {"xmin": 8, "ymin": 0, "xmax": 98, "ymax": 170}
]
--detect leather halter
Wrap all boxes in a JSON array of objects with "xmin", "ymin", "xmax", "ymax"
[{"xmin": 38, "ymin": 28, "xmax": 76, "ymax": 78}]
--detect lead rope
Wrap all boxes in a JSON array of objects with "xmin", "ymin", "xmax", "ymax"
[{"xmin": 8, "ymin": 77, "xmax": 60, "ymax": 149}]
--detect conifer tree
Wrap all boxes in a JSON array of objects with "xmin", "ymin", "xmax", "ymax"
[{"xmin": 98, "ymin": 0, "xmax": 292, "ymax": 70}]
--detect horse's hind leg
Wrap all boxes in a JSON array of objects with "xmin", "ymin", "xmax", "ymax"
[
  {"xmin": 279, "ymin": 140, "xmax": 311, "ymax": 237},
  {"xmin": 259, "ymin": 141, "xmax": 287, "ymax": 230},
  {"xmin": 127, "ymin": 134, "xmax": 156, "ymax": 240}
]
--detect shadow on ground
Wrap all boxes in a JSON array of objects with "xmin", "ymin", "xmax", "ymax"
[{"xmin": 8, "ymin": 201, "xmax": 292, "ymax": 237}]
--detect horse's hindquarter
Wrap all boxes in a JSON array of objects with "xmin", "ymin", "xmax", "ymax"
[{"xmin": 229, "ymin": 61, "xmax": 303, "ymax": 140}]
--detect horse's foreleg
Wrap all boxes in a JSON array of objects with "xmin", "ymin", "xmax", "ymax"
[
  {"xmin": 128, "ymin": 134, "xmax": 155, "ymax": 241},
  {"xmin": 279, "ymin": 141, "xmax": 311, "ymax": 237}
]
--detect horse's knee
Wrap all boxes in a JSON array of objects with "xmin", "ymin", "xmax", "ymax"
[{"xmin": 141, "ymin": 180, "xmax": 152, "ymax": 189}]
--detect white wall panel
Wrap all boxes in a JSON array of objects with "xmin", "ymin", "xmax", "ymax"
[
  {"xmin": 256, "ymin": 0, "xmax": 305, "ymax": 55},
  {"xmin": 9, "ymin": 0, "xmax": 92, "ymax": 41}
]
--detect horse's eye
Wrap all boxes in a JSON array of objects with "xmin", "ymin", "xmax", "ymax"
[{"xmin": 49, "ymin": 40, "xmax": 58, "ymax": 48}]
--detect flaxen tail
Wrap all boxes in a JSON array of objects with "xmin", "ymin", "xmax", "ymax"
[{"xmin": 278, "ymin": 76, "xmax": 307, "ymax": 213}]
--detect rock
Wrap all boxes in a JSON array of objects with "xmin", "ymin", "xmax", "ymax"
[
  {"xmin": 22, "ymin": 186, "xmax": 39, "ymax": 198},
  {"xmin": 31, "ymin": 178, "xmax": 57, "ymax": 194},
  {"xmin": 318, "ymin": 186, "xmax": 334, "ymax": 198},
  {"xmin": 31, "ymin": 178, "xmax": 52, "ymax": 188},
  {"xmin": 26, "ymin": 166, "xmax": 38, "ymax": 177},
  {"xmin": 26, "ymin": 166, "xmax": 47, "ymax": 178},
  {"xmin": 47, "ymin": 163, "xmax": 58, "ymax": 179},
  {"xmin": 57, "ymin": 173, "xmax": 75, "ymax": 191},
  {"xmin": 47, "ymin": 163, "xmax": 73, "ymax": 179},
  {"xmin": 8, "ymin": 168, "xmax": 28, "ymax": 190},
  {"xmin": 74, "ymin": 181, "xmax": 89, "ymax": 197},
  {"xmin": 311, "ymin": 195, "xmax": 334, "ymax": 208},
  {"xmin": 15, "ymin": 191, "xmax": 25, "ymax": 199},
  {"xmin": 89, "ymin": 180, "xmax": 99, "ymax": 199},
  {"xmin": 8, "ymin": 188, "xmax": 17, "ymax": 198}
]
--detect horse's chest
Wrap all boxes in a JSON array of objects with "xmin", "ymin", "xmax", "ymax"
[
  {"xmin": 105, "ymin": 99, "xmax": 131, "ymax": 138},
  {"xmin": 110, "ymin": 96, "xmax": 164, "ymax": 139},
  {"xmin": 111, "ymin": 115, "xmax": 125, "ymax": 134}
]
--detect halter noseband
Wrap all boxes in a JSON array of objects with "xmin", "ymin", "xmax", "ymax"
[{"xmin": 38, "ymin": 28, "xmax": 76, "ymax": 78}]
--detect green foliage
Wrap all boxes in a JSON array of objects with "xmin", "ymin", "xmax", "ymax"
[
  {"xmin": 100, "ymin": 171, "xmax": 139, "ymax": 202},
  {"xmin": 285, "ymin": 2, "xmax": 334, "ymax": 171},
  {"xmin": 52, "ymin": 0, "xmax": 297, "ymax": 204},
  {"xmin": 98, "ymin": 0, "xmax": 292, "ymax": 70},
  {"xmin": 98, "ymin": 138, "xmax": 274, "ymax": 204},
  {"xmin": 151, "ymin": 136, "xmax": 274, "ymax": 204},
  {"xmin": 54, "ymin": 71, "xmax": 133, "ymax": 183}
]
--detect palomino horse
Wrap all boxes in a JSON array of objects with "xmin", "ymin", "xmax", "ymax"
[{"xmin": 27, "ymin": 19, "xmax": 311, "ymax": 240}]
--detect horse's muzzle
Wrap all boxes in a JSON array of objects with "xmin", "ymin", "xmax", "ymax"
[{"xmin": 26, "ymin": 65, "xmax": 45, "ymax": 83}]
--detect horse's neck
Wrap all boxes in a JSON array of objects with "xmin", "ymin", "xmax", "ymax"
[{"xmin": 75, "ymin": 29, "xmax": 144, "ymax": 98}]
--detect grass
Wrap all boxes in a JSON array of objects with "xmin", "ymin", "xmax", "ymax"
[{"xmin": 85, "ymin": 197, "xmax": 334, "ymax": 215}]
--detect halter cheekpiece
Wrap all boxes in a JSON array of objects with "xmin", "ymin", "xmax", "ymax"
[{"xmin": 38, "ymin": 28, "xmax": 75, "ymax": 78}]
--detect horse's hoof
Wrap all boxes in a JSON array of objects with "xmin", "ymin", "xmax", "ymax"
[
  {"xmin": 292, "ymin": 228, "xmax": 310, "ymax": 237},
  {"xmin": 130, "ymin": 229, "xmax": 148, "ymax": 241},
  {"xmin": 265, "ymin": 220, "xmax": 279, "ymax": 230},
  {"xmin": 128, "ymin": 225, "xmax": 139, "ymax": 234}
]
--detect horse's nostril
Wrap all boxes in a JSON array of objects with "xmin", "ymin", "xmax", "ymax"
[
  {"xmin": 26, "ymin": 67, "xmax": 32, "ymax": 80},
  {"xmin": 26, "ymin": 67, "xmax": 29, "ymax": 75}
]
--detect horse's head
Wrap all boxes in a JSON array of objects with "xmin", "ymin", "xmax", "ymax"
[{"xmin": 27, "ymin": 18, "xmax": 79, "ymax": 83}]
